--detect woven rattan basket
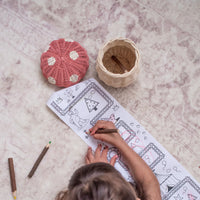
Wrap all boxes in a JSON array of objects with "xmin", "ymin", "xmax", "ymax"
[{"xmin": 96, "ymin": 38, "xmax": 140, "ymax": 88}]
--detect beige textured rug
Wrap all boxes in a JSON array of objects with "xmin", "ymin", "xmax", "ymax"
[{"xmin": 0, "ymin": 1, "xmax": 200, "ymax": 199}]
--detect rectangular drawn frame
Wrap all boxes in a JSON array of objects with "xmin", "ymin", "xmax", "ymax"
[
  {"xmin": 163, "ymin": 176, "xmax": 200, "ymax": 200},
  {"xmin": 51, "ymin": 82, "xmax": 114, "ymax": 124},
  {"xmin": 139, "ymin": 143, "xmax": 165, "ymax": 169},
  {"xmin": 115, "ymin": 120, "xmax": 136, "ymax": 142}
]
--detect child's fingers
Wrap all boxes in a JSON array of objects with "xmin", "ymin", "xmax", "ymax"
[
  {"xmin": 89, "ymin": 121, "xmax": 103, "ymax": 134},
  {"xmin": 110, "ymin": 155, "xmax": 118, "ymax": 166},
  {"xmin": 86, "ymin": 147, "xmax": 94, "ymax": 161},
  {"xmin": 95, "ymin": 144, "xmax": 102, "ymax": 157},
  {"xmin": 101, "ymin": 146, "xmax": 109, "ymax": 158},
  {"xmin": 85, "ymin": 156, "xmax": 90, "ymax": 164},
  {"xmin": 90, "ymin": 120, "xmax": 115, "ymax": 135},
  {"xmin": 90, "ymin": 125, "xmax": 103, "ymax": 135},
  {"xmin": 93, "ymin": 133, "xmax": 104, "ymax": 141}
]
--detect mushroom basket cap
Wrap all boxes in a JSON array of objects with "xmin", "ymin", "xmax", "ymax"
[{"xmin": 40, "ymin": 38, "xmax": 89, "ymax": 87}]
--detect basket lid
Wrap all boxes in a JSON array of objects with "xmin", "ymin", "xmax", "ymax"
[{"xmin": 40, "ymin": 38, "xmax": 89, "ymax": 87}]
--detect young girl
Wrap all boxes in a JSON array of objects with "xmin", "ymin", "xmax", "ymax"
[{"xmin": 56, "ymin": 120, "xmax": 161, "ymax": 200}]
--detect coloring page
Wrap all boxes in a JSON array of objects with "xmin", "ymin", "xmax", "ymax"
[{"xmin": 47, "ymin": 78, "xmax": 200, "ymax": 199}]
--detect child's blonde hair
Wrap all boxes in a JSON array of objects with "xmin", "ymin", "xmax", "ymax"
[{"xmin": 56, "ymin": 162, "xmax": 140, "ymax": 200}]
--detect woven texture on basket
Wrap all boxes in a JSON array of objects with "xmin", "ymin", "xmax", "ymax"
[
  {"xmin": 96, "ymin": 38, "xmax": 140, "ymax": 88},
  {"xmin": 41, "ymin": 39, "xmax": 89, "ymax": 87}
]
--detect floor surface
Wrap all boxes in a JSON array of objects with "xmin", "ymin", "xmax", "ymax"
[{"xmin": 0, "ymin": 1, "xmax": 200, "ymax": 199}]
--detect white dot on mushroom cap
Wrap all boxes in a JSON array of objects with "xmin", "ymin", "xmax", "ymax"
[
  {"xmin": 69, "ymin": 51, "xmax": 79, "ymax": 60},
  {"xmin": 70, "ymin": 74, "xmax": 79, "ymax": 82},
  {"xmin": 48, "ymin": 76, "xmax": 56, "ymax": 84},
  {"xmin": 64, "ymin": 38, "xmax": 74, "ymax": 42},
  {"xmin": 48, "ymin": 57, "xmax": 56, "ymax": 66}
]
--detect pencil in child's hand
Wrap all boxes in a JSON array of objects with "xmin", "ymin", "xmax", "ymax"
[
  {"xmin": 86, "ymin": 129, "xmax": 118, "ymax": 135},
  {"xmin": 28, "ymin": 141, "xmax": 51, "ymax": 178},
  {"xmin": 95, "ymin": 128, "xmax": 118, "ymax": 134},
  {"xmin": 8, "ymin": 158, "xmax": 17, "ymax": 199}
]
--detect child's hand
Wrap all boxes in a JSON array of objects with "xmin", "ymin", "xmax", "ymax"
[
  {"xmin": 89, "ymin": 120, "xmax": 124, "ymax": 147},
  {"xmin": 85, "ymin": 144, "xmax": 118, "ymax": 166}
]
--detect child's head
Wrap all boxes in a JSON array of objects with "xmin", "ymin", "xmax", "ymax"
[{"xmin": 56, "ymin": 162, "xmax": 139, "ymax": 200}]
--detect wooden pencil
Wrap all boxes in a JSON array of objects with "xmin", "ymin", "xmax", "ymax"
[
  {"xmin": 8, "ymin": 158, "xmax": 17, "ymax": 199},
  {"xmin": 95, "ymin": 128, "xmax": 118, "ymax": 134},
  {"xmin": 111, "ymin": 55, "xmax": 128, "ymax": 73},
  {"xmin": 28, "ymin": 141, "xmax": 51, "ymax": 178}
]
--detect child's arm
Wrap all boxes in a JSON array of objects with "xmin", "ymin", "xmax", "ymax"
[{"xmin": 90, "ymin": 120, "xmax": 161, "ymax": 200}]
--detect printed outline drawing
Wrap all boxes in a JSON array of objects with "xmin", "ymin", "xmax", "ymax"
[
  {"xmin": 163, "ymin": 176, "xmax": 200, "ymax": 200},
  {"xmin": 112, "ymin": 104, "xmax": 119, "ymax": 111},
  {"xmin": 50, "ymin": 82, "xmax": 114, "ymax": 124},
  {"xmin": 187, "ymin": 194, "xmax": 197, "ymax": 200},
  {"xmin": 68, "ymin": 108, "xmax": 89, "ymax": 129},
  {"xmin": 154, "ymin": 172, "xmax": 180, "ymax": 197},
  {"xmin": 55, "ymin": 97, "xmax": 63, "ymax": 104},
  {"xmin": 116, "ymin": 120, "xmax": 136, "ymax": 143},
  {"xmin": 84, "ymin": 97, "xmax": 99, "ymax": 112},
  {"xmin": 48, "ymin": 78, "xmax": 200, "ymax": 200},
  {"xmin": 101, "ymin": 113, "xmax": 120, "ymax": 124},
  {"xmin": 173, "ymin": 194, "xmax": 183, "ymax": 200},
  {"xmin": 139, "ymin": 143, "xmax": 165, "ymax": 170}
]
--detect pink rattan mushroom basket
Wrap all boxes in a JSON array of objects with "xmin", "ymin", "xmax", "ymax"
[{"xmin": 40, "ymin": 39, "xmax": 89, "ymax": 87}]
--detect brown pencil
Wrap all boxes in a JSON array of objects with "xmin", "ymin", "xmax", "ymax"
[
  {"xmin": 95, "ymin": 128, "xmax": 118, "ymax": 134},
  {"xmin": 8, "ymin": 158, "xmax": 17, "ymax": 199},
  {"xmin": 28, "ymin": 141, "xmax": 51, "ymax": 178},
  {"xmin": 111, "ymin": 55, "xmax": 128, "ymax": 73}
]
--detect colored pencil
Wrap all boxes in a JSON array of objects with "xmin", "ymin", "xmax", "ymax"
[
  {"xmin": 8, "ymin": 158, "xmax": 17, "ymax": 199},
  {"xmin": 28, "ymin": 141, "xmax": 51, "ymax": 178},
  {"xmin": 111, "ymin": 55, "xmax": 128, "ymax": 73},
  {"xmin": 95, "ymin": 128, "xmax": 118, "ymax": 134}
]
